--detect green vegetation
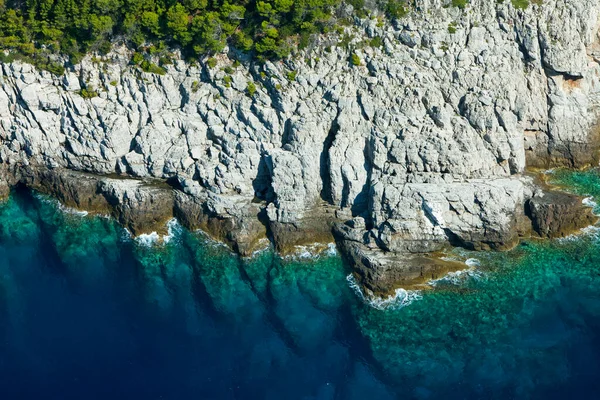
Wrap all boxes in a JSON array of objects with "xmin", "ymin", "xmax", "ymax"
[
  {"xmin": 511, "ymin": 0, "xmax": 529, "ymax": 8},
  {"xmin": 0, "ymin": 49, "xmax": 65, "ymax": 75},
  {"xmin": 369, "ymin": 36, "xmax": 383, "ymax": 48},
  {"xmin": 247, "ymin": 81, "xmax": 257, "ymax": 97},
  {"xmin": 131, "ymin": 53, "xmax": 167, "ymax": 74},
  {"xmin": 0, "ymin": 0, "xmax": 482, "ymax": 75},
  {"xmin": 509, "ymin": 0, "xmax": 542, "ymax": 9},
  {"xmin": 78, "ymin": 87, "xmax": 98, "ymax": 98},
  {"xmin": 0, "ymin": 0, "xmax": 412, "ymax": 71},
  {"xmin": 448, "ymin": 22, "xmax": 457, "ymax": 34},
  {"xmin": 385, "ymin": 0, "xmax": 409, "ymax": 19},
  {"xmin": 207, "ymin": 57, "xmax": 217, "ymax": 69},
  {"xmin": 350, "ymin": 52, "xmax": 360, "ymax": 66},
  {"xmin": 452, "ymin": 0, "xmax": 468, "ymax": 9},
  {"xmin": 286, "ymin": 70, "xmax": 297, "ymax": 81},
  {"xmin": 159, "ymin": 56, "xmax": 173, "ymax": 65}
]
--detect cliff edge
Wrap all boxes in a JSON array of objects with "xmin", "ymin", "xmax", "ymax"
[{"xmin": 1, "ymin": 0, "xmax": 600, "ymax": 293}]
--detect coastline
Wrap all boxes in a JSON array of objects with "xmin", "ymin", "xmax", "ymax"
[
  {"xmin": 2, "ymin": 0, "xmax": 600, "ymax": 294},
  {"xmin": 8, "ymin": 165, "xmax": 598, "ymax": 300}
]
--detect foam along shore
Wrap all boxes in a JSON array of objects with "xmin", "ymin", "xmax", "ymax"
[{"xmin": 347, "ymin": 273, "xmax": 424, "ymax": 311}]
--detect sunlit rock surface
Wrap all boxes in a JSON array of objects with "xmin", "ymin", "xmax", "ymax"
[{"xmin": 1, "ymin": 0, "xmax": 600, "ymax": 289}]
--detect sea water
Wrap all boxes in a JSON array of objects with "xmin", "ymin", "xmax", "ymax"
[{"xmin": 1, "ymin": 169, "xmax": 600, "ymax": 399}]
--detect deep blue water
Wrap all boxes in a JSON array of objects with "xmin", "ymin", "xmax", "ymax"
[{"xmin": 2, "ymin": 169, "xmax": 600, "ymax": 399}]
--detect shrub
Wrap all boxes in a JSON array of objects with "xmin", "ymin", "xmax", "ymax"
[
  {"xmin": 452, "ymin": 0, "xmax": 468, "ymax": 9},
  {"xmin": 247, "ymin": 81, "xmax": 257, "ymax": 97},
  {"xmin": 370, "ymin": 36, "xmax": 383, "ymax": 48},
  {"xmin": 159, "ymin": 56, "xmax": 173, "ymax": 66},
  {"xmin": 386, "ymin": 0, "xmax": 409, "ymax": 19},
  {"xmin": 38, "ymin": 60, "xmax": 65, "ymax": 76},
  {"xmin": 140, "ymin": 60, "xmax": 167, "ymax": 75},
  {"xmin": 286, "ymin": 70, "xmax": 297, "ymax": 81},
  {"xmin": 131, "ymin": 52, "xmax": 144, "ymax": 65},
  {"xmin": 79, "ymin": 88, "xmax": 98, "ymax": 99},
  {"xmin": 511, "ymin": 0, "xmax": 530, "ymax": 9}
]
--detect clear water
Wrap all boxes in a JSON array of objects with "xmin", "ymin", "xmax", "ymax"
[{"xmin": 1, "ymin": 170, "xmax": 600, "ymax": 399}]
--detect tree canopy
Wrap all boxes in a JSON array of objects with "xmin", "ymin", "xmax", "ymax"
[{"xmin": 0, "ymin": 0, "xmax": 393, "ymax": 64}]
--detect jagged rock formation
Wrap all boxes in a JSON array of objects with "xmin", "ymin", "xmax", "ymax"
[
  {"xmin": 1, "ymin": 0, "xmax": 600, "ymax": 292},
  {"xmin": 527, "ymin": 189, "xmax": 597, "ymax": 238}
]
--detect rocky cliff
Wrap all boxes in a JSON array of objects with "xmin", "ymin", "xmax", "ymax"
[{"xmin": 1, "ymin": 0, "xmax": 600, "ymax": 293}]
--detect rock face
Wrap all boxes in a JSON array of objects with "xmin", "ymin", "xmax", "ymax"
[
  {"xmin": 527, "ymin": 190, "xmax": 597, "ymax": 238},
  {"xmin": 1, "ymin": 0, "xmax": 600, "ymax": 291},
  {"xmin": 20, "ymin": 168, "xmax": 175, "ymax": 235}
]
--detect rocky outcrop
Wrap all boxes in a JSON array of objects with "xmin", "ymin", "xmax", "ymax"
[
  {"xmin": 173, "ymin": 180, "xmax": 268, "ymax": 255},
  {"xmin": 17, "ymin": 168, "xmax": 175, "ymax": 235},
  {"xmin": 527, "ymin": 190, "xmax": 597, "ymax": 238},
  {"xmin": 1, "ymin": 0, "xmax": 600, "ymax": 291}
]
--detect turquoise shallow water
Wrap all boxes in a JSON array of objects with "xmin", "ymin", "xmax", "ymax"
[{"xmin": 1, "ymin": 170, "xmax": 600, "ymax": 399}]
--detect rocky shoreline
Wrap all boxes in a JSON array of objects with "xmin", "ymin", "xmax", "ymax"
[
  {"xmin": 2, "ymin": 0, "xmax": 600, "ymax": 293},
  {"xmin": 0, "ymin": 164, "xmax": 596, "ymax": 294}
]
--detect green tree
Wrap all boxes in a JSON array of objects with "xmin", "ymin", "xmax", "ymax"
[
  {"xmin": 88, "ymin": 14, "xmax": 113, "ymax": 38},
  {"xmin": 183, "ymin": 0, "xmax": 207, "ymax": 11},
  {"xmin": 0, "ymin": 0, "xmax": 411, "ymax": 67},
  {"xmin": 166, "ymin": 3, "xmax": 192, "ymax": 45},
  {"xmin": 141, "ymin": 11, "xmax": 161, "ymax": 36}
]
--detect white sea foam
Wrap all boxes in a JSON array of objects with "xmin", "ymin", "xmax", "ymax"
[
  {"xmin": 428, "ymin": 268, "xmax": 487, "ymax": 287},
  {"xmin": 163, "ymin": 218, "xmax": 181, "ymax": 244},
  {"xmin": 465, "ymin": 258, "xmax": 481, "ymax": 267},
  {"xmin": 558, "ymin": 225, "xmax": 600, "ymax": 243},
  {"xmin": 582, "ymin": 225, "xmax": 600, "ymax": 237},
  {"xmin": 247, "ymin": 239, "xmax": 272, "ymax": 258},
  {"xmin": 135, "ymin": 231, "xmax": 161, "ymax": 247},
  {"xmin": 134, "ymin": 218, "xmax": 180, "ymax": 247},
  {"xmin": 583, "ymin": 196, "xmax": 597, "ymax": 209},
  {"xmin": 440, "ymin": 256, "xmax": 460, "ymax": 262},
  {"xmin": 121, "ymin": 228, "xmax": 133, "ymax": 242},
  {"xmin": 59, "ymin": 204, "xmax": 89, "ymax": 217},
  {"xmin": 283, "ymin": 242, "xmax": 338, "ymax": 260},
  {"xmin": 326, "ymin": 242, "xmax": 338, "ymax": 256},
  {"xmin": 583, "ymin": 196, "xmax": 600, "ymax": 216},
  {"xmin": 34, "ymin": 193, "xmax": 89, "ymax": 217},
  {"xmin": 347, "ymin": 274, "xmax": 423, "ymax": 310},
  {"xmin": 294, "ymin": 246, "xmax": 314, "ymax": 259}
]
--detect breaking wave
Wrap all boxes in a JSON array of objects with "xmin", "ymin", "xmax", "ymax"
[
  {"xmin": 134, "ymin": 218, "xmax": 181, "ymax": 246},
  {"xmin": 283, "ymin": 242, "xmax": 339, "ymax": 261},
  {"xmin": 346, "ymin": 274, "xmax": 423, "ymax": 310},
  {"xmin": 428, "ymin": 268, "xmax": 487, "ymax": 287}
]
